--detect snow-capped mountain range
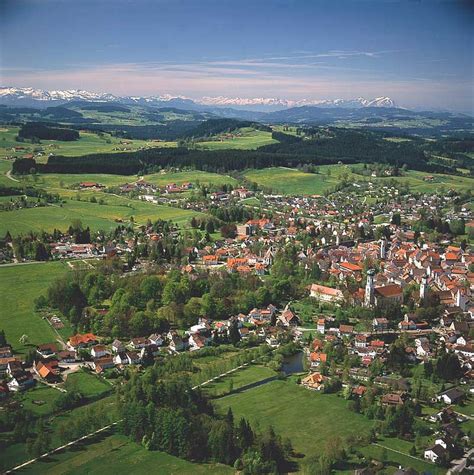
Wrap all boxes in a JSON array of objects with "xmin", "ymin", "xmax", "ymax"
[
  {"xmin": 0, "ymin": 86, "xmax": 396, "ymax": 111},
  {"xmin": 199, "ymin": 95, "xmax": 395, "ymax": 109}
]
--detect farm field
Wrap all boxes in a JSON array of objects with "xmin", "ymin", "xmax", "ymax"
[
  {"xmin": 18, "ymin": 433, "xmax": 234, "ymax": 475},
  {"xmin": 244, "ymin": 165, "xmax": 474, "ymax": 196},
  {"xmin": 0, "ymin": 261, "xmax": 69, "ymax": 354},
  {"xmin": 214, "ymin": 379, "xmax": 374, "ymax": 470},
  {"xmin": 244, "ymin": 166, "xmax": 343, "ymax": 195},
  {"xmin": 0, "ymin": 194, "xmax": 203, "ymax": 236},
  {"xmin": 12, "ymin": 169, "xmax": 237, "ymax": 192},
  {"xmin": 196, "ymin": 127, "xmax": 277, "ymax": 150},
  {"xmin": 0, "ymin": 127, "xmax": 176, "ymax": 162},
  {"xmin": 382, "ymin": 169, "xmax": 474, "ymax": 194},
  {"xmin": 143, "ymin": 169, "xmax": 238, "ymax": 187}
]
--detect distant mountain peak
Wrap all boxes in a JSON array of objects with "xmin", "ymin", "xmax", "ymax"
[{"xmin": 0, "ymin": 86, "xmax": 397, "ymax": 111}]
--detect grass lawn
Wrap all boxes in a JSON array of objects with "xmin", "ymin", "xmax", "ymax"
[
  {"xmin": 214, "ymin": 379, "xmax": 374, "ymax": 470},
  {"xmin": 454, "ymin": 395, "xmax": 474, "ymax": 418},
  {"xmin": 65, "ymin": 371, "xmax": 112, "ymax": 398},
  {"xmin": 0, "ymin": 261, "xmax": 69, "ymax": 355},
  {"xmin": 202, "ymin": 364, "xmax": 277, "ymax": 398},
  {"xmin": 18, "ymin": 433, "xmax": 233, "ymax": 475},
  {"xmin": 18, "ymin": 384, "xmax": 64, "ymax": 417},
  {"xmin": 196, "ymin": 127, "xmax": 277, "ymax": 150}
]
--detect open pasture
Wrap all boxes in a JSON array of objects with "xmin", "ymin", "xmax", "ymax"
[
  {"xmin": 196, "ymin": 127, "xmax": 277, "ymax": 150},
  {"xmin": 0, "ymin": 261, "xmax": 69, "ymax": 354},
  {"xmin": 214, "ymin": 379, "xmax": 373, "ymax": 468},
  {"xmin": 0, "ymin": 127, "xmax": 175, "ymax": 162},
  {"xmin": 244, "ymin": 166, "xmax": 346, "ymax": 195},
  {"xmin": 17, "ymin": 433, "xmax": 233, "ymax": 475},
  {"xmin": 0, "ymin": 193, "xmax": 204, "ymax": 236}
]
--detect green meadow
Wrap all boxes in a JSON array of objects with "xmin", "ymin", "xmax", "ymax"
[
  {"xmin": 244, "ymin": 166, "xmax": 344, "ymax": 195},
  {"xmin": 65, "ymin": 371, "xmax": 112, "ymax": 398},
  {"xmin": 0, "ymin": 127, "xmax": 175, "ymax": 162},
  {"xmin": 201, "ymin": 364, "xmax": 277, "ymax": 397},
  {"xmin": 143, "ymin": 169, "xmax": 238, "ymax": 187},
  {"xmin": 196, "ymin": 127, "xmax": 277, "ymax": 150},
  {"xmin": 0, "ymin": 194, "xmax": 204, "ymax": 236},
  {"xmin": 18, "ymin": 433, "xmax": 233, "ymax": 475},
  {"xmin": 0, "ymin": 261, "xmax": 69, "ymax": 354},
  {"xmin": 214, "ymin": 379, "xmax": 374, "ymax": 469},
  {"xmin": 244, "ymin": 165, "xmax": 474, "ymax": 196}
]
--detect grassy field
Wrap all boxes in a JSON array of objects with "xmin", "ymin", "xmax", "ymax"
[
  {"xmin": 65, "ymin": 371, "xmax": 112, "ymax": 398},
  {"xmin": 386, "ymin": 169, "xmax": 474, "ymax": 194},
  {"xmin": 18, "ymin": 384, "xmax": 64, "ymax": 417},
  {"xmin": 196, "ymin": 127, "xmax": 277, "ymax": 150},
  {"xmin": 244, "ymin": 165, "xmax": 474, "ymax": 196},
  {"xmin": 14, "ymin": 169, "xmax": 237, "ymax": 192},
  {"xmin": 0, "ymin": 127, "xmax": 176, "ymax": 162},
  {"xmin": 143, "ymin": 170, "xmax": 238, "ymax": 187},
  {"xmin": 0, "ymin": 194, "xmax": 203, "ymax": 236},
  {"xmin": 18, "ymin": 433, "xmax": 233, "ymax": 475},
  {"xmin": 0, "ymin": 261, "xmax": 69, "ymax": 354},
  {"xmin": 214, "ymin": 379, "xmax": 374, "ymax": 469},
  {"xmin": 1, "ymin": 396, "xmax": 118, "ymax": 472},
  {"xmin": 201, "ymin": 364, "xmax": 277, "ymax": 397},
  {"xmin": 244, "ymin": 167, "xmax": 343, "ymax": 195}
]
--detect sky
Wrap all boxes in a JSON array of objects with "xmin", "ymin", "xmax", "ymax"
[{"xmin": 0, "ymin": 0, "xmax": 473, "ymax": 112}]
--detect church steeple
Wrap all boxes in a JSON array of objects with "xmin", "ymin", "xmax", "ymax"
[{"xmin": 364, "ymin": 269, "xmax": 376, "ymax": 307}]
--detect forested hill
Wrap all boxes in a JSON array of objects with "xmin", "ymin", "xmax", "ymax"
[
  {"xmin": 13, "ymin": 127, "xmax": 453, "ymax": 176},
  {"xmin": 182, "ymin": 118, "xmax": 271, "ymax": 139}
]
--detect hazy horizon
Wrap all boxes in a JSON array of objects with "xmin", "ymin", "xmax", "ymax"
[{"xmin": 1, "ymin": 0, "xmax": 473, "ymax": 113}]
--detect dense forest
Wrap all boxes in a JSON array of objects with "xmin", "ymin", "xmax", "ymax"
[
  {"xmin": 120, "ymin": 374, "xmax": 292, "ymax": 473},
  {"xmin": 13, "ymin": 128, "xmax": 453, "ymax": 175},
  {"xmin": 18, "ymin": 122, "xmax": 80, "ymax": 141},
  {"xmin": 182, "ymin": 118, "xmax": 271, "ymax": 138}
]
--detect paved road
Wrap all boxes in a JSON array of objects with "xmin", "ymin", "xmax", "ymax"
[{"xmin": 6, "ymin": 170, "xmax": 19, "ymax": 182}]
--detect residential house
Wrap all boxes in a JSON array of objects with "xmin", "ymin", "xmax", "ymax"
[
  {"xmin": 129, "ymin": 337, "xmax": 149, "ymax": 350},
  {"xmin": 148, "ymin": 333, "xmax": 164, "ymax": 346},
  {"xmin": 381, "ymin": 392, "xmax": 407, "ymax": 406},
  {"xmin": 93, "ymin": 356, "xmax": 115, "ymax": 373},
  {"xmin": 373, "ymin": 318, "xmax": 389, "ymax": 331},
  {"xmin": 438, "ymin": 387, "xmax": 465, "ymax": 405},
  {"xmin": 424, "ymin": 444, "xmax": 447, "ymax": 464},
  {"xmin": 309, "ymin": 352, "xmax": 327, "ymax": 369},
  {"xmin": 301, "ymin": 372, "xmax": 327, "ymax": 391},
  {"xmin": 111, "ymin": 339, "xmax": 125, "ymax": 353},
  {"xmin": 278, "ymin": 308, "xmax": 300, "ymax": 327},
  {"xmin": 36, "ymin": 343, "xmax": 58, "ymax": 358},
  {"xmin": 91, "ymin": 345, "xmax": 107, "ymax": 359},
  {"xmin": 68, "ymin": 333, "xmax": 99, "ymax": 350},
  {"xmin": 35, "ymin": 360, "xmax": 60, "ymax": 382}
]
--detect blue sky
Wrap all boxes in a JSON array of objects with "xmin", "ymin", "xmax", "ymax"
[{"xmin": 1, "ymin": 0, "xmax": 473, "ymax": 111}]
